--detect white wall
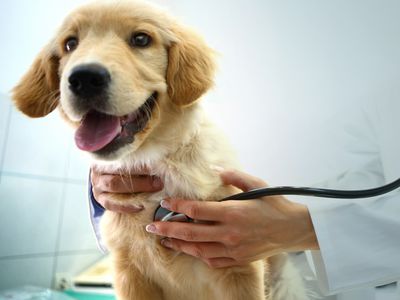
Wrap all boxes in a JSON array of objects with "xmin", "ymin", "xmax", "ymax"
[
  {"xmin": 0, "ymin": 94, "xmax": 103, "ymax": 289},
  {"xmin": 1, "ymin": 0, "xmax": 400, "ymax": 290}
]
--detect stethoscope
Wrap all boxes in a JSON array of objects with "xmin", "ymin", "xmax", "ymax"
[{"xmin": 154, "ymin": 177, "xmax": 400, "ymax": 222}]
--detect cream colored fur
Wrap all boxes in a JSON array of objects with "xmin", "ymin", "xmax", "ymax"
[{"xmin": 12, "ymin": 1, "xmax": 308, "ymax": 299}]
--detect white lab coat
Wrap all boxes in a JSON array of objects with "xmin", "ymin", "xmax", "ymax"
[{"xmin": 297, "ymin": 98, "xmax": 400, "ymax": 300}]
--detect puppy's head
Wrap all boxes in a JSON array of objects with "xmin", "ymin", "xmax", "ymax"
[{"xmin": 13, "ymin": 1, "xmax": 215, "ymax": 160}]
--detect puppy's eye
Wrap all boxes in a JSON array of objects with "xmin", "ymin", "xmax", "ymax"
[
  {"xmin": 130, "ymin": 32, "xmax": 152, "ymax": 48},
  {"xmin": 65, "ymin": 37, "xmax": 79, "ymax": 52}
]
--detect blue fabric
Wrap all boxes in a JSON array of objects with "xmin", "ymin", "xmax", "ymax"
[
  {"xmin": 88, "ymin": 172, "xmax": 108, "ymax": 253},
  {"xmin": 88, "ymin": 178, "xmax": 105, "ymax": 218}
]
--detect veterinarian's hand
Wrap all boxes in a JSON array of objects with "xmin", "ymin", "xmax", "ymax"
[
  {"xmin": 91, "ymin": 167, "xmax": 163, "ymax": 213},
  {"xmin": 145, "ymin": 169, "xmax": 319, "ymax": 268}
]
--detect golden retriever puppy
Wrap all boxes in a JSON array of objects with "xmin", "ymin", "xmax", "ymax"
[{"xmin": 12, "ymin": 1, "xmax": 308, "ymax": 299}]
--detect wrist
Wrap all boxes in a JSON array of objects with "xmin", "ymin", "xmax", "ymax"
[{"xmin": 289, "ymin": 202, "xmax": 320, "ymax": 251}]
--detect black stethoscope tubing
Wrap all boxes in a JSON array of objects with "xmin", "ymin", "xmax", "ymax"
[
  {"xmin": 154, "ymin": 177, "xmax": 400, "ymax": 222},
  {"xmin": 221, "ymin": 177, "xmax": 400, "ymax": 200}
]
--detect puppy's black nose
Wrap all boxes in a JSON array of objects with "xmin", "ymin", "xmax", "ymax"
[{"xmin": 68, "ymin": 64, "xmax": 111, "ymax": 97}]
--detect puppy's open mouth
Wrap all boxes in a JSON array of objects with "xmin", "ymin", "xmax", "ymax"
[{"xmin": 74, "ymin": 92, "xmax": 158, "ymax": 154}]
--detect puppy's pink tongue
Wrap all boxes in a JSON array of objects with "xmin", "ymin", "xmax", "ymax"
[{"xmin": 75, "ymin": 111, "xmax": 121, "ymax": 152}]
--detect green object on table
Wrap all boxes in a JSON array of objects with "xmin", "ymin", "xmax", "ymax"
[{"xmin": 63, "ymin": 290, "xmax": 116, "ymax": 300}]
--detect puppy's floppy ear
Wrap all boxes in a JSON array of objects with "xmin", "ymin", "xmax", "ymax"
[
  {"xmin": 12, "ymin": 43, "xmax": 60, "ymax": 118},
  {"xmin": 166, "ymin": 26, "xmax": 216, "ymax": 106}
]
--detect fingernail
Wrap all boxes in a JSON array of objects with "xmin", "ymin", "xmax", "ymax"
[
  {"xmin": 210, "ymin": 165, "xmax": 225, "ymax": 173},
  {"xmin": 146, "ymin": 224, "xmax": 157, "ymax": 233},
  {"xmin": 161, "ymin": 238, "xmax": 172, "ymax": 248},
  {"xmin": 160, "ymin": 200, "xmax": 171, "ymax": 210},
  {"xmin": 152, "ymin": 177, "xmax": 163, "ymax": 189}
]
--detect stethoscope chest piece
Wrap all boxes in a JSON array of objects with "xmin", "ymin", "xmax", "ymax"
[{"xmin": 154, "ymin": 205, "xmax": 193, "ymax": 222}]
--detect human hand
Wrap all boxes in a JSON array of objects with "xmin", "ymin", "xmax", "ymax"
[
  {"xmin": 145, "ymin": 168, "xmax": 319, "ymax": 268},
  {"xmin": 91, "ymin": 166, "xmax": 163, "ymax": 213}
]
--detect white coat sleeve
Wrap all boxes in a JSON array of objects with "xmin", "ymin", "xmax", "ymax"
[
  {"xmin": 306, "ymin": 185, "xmax": 400, "ymax": 294},
  {"xmin": 301, "ymin": 102, "xmax": 400, "ymax": 294}
]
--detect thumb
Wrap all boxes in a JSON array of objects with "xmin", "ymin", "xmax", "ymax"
[{"xmin": 218, "ymin": 168, "xmax": 267, "ymax": 192}]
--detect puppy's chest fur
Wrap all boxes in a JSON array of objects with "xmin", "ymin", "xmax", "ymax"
[
  {"xmin": 98, "ymin": 105, "xmax": 238, "ymax": 231},
  {"xmin": 98, "ymin": 107, "xmax": 248, "ymax": 298}
]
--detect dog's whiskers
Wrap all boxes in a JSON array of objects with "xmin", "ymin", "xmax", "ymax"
[
  {"xmin": 126, "ymin": 166, "xmax": 135, "ymax": 193},
  {"xmin": 153, "ymin": 98, "xmax": 161, "ymax": 118}
]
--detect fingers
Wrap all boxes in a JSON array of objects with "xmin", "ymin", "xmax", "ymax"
[
  {"xmin": 94, "ymin": 174, "xmax": 162, "ymax": 194},
  {"xmin": 91, "ymin": 165, "xmax": 152, "ymax": 176},
  {"xmin": 161, "ymin": 198, "xmax": 227, "ymax": 221},
  {"xmin": 91, "ymin": 167, "xmax": 163, "ymax": 203},
  {"xmin": 161, "ymin": 239, "xmax": 230, "ymax": 259},
  {"xmin": 146, "ymin": 221, "xmax": 226, "ymax": 243},
  {"xmin": 219, "ymin": 168, "xmax": 267, "ymax": 192},
  {"xmin": 95, "ymin": 192, "xmax": 144, "ymax": 213},
  {"xmin": 204, "ymin": 257, "xmax": 241, "ymax": 268},
  {"xmin": 160, "ymin": 238, "xmax": 242, "ymax": 268},
  {"xmin": 90, "ymin": 166, "xmax": 163, "ymax": 214}
]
